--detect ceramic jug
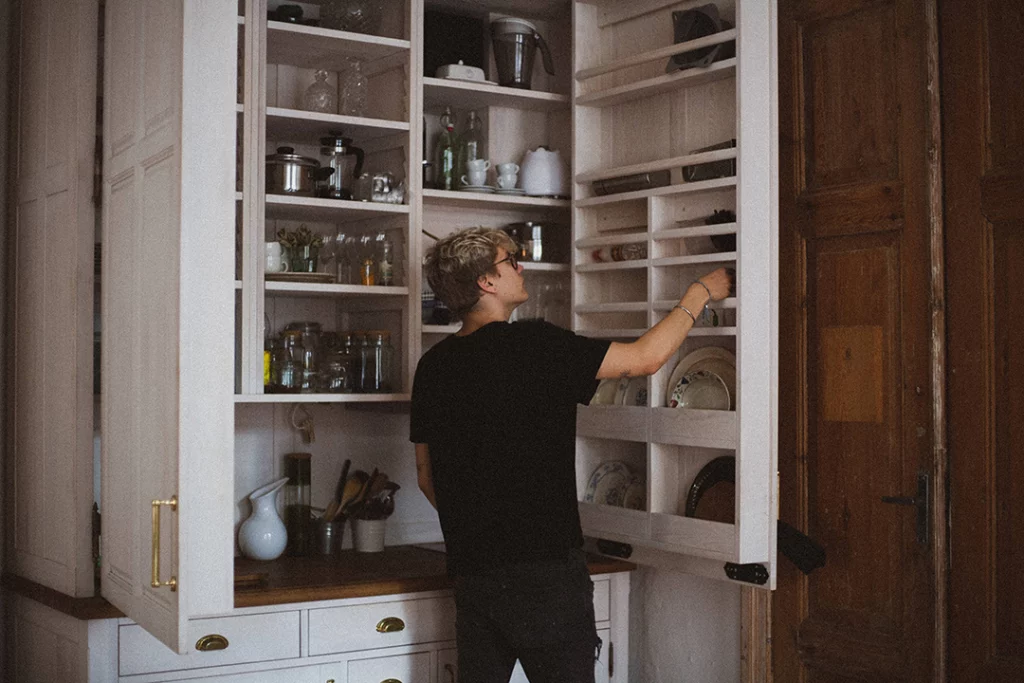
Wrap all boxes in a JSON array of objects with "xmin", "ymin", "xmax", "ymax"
[
  {"xmin": 238, "ymin": 477, "xmax": 290, "ymax": 561},
  {"xmin": 520, "ymin": 147, "xmax": 568, "ymax": 197}
]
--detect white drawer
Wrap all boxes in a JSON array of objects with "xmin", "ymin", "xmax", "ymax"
[
  {"xmin": 593, "ymin": 577, "xmax": 610, "ymax": 622},
  {"xmin": 118, "ymin": 611, "xmax": 300, "ymax": 677},
  {"xmin": 308, "ymin": 597, "xmax": 456, "ymax": 656},
  {"xmin": 346, "ymin": 652, "xmax": 430, "ymax": 683}
]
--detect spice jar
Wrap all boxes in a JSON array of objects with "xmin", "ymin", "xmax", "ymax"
[
  {"xmin": 360, "ymin": 330, "xmax": 393, "ymax": 393},
  {"xmin": 284, "ymin": 452, "xmax": 312, "ymax": 556}
]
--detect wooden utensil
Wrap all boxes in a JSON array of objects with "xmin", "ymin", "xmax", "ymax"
[
  {"xmin": 322, "ymin": 459, "xmax": 352, "ymax": 521},
  {"xmin": 338, "ymin": 470, "xmax": 368, "ymax": 514}
]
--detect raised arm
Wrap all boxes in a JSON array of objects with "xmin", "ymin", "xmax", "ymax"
[{"xmin": 596, "ymin": 268, "xmax": 733, "ymax": 380}]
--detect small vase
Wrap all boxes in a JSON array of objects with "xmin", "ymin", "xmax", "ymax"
[
  {"xmin": 238, "ymin": 477, "xmax": 289, "ymax": 561},
  {"xmin": 304, "ymin": 69, "xmax": 335, "ymax": 114}
]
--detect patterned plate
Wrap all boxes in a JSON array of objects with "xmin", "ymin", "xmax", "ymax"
[{"xmin": 583, "ymin": 461, "xmax": 633, "ymax": 506}]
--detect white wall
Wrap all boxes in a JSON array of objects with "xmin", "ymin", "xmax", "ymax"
[{"xmin": 629, "ymin": 568, "xmax": 741, "ymax": 683}]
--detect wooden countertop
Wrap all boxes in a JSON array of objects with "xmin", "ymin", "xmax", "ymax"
[
  {"xmin": 4, "ymin": 547, "xmax": 635, "ymax": 617},
  {"xmin": 235, "ymin": 545, "xmax": 635, "ymax": 608}
]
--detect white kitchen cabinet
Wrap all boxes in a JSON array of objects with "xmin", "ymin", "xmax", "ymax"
[{"xmin": 6, "ymin": 0, "xmax": 773, "ymax": 674}]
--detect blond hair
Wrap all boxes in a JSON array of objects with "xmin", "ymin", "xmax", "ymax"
[{"xmin": 424, "ymin": 227, "xmax": 518, "ymax": 319}]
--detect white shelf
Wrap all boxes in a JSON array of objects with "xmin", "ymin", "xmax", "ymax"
[
  {"xmin": 265, "ymin": 194, "xmax": 409, "ymax": 222},
  {"xmin": 422, "ymin": 189, "xmax": 570, "ymax": 209},
  {"xmin": 575, "ymin": 29, "xmax": 738, "ymax": 82},
  {"xmin": 422, "ymin": 324, "xmax": 459, "ymax": 335},
  {"xmin": 423, "ymin": 77, "xmax": 569, "ymax": 112},
  {"xmin": 575, "ymin": 260, "xmax": 648, "ymax": 273},
  {"xmin": 652, "ymin": 297, "xmax": 738, "ymax": 311},
  {"xmin": 266, "ymin": 21, "xmax": 410, "ymax": 74},
  {"xmin": 575, "ymin": 232, "xmax": 650, "ymax": 249},
  {"xmin": 574, "ymin": 302, "xmax": 647, "ymax": 314},
  {"xmin": 522, "ymin": 262, "xmax": 570, "ymax": 272},
  {"xmin": 576, "ymin": 147, "xmax": 737, "ymax": 185},
  {"xmin": 266, "ymin": 107, "xmax": 409, "ymax": 142},
  {"xmin": 264, "ymin": 282, "xmax": 409, "ymax": 297},
  {"xmin": 653, "ymin": 223, "xmax": 737, "ymax": 241},
  {"xmin": 235, "ymin": 393, "xmax": 410, "ymax": 403},
  {"xmin": 575, "ymin": 177, "xmax": 736, "ymax": 208},
  {"xmin": 576, "ymin": 59, "xmax": 736, "ymax": 109},
  {"xmin": 651, "ymin": 253, "xmax": 736, "ymax": 267},
  {"xmin": 684, "ymin": 327, "xmax": 737, "ymax": 337}
]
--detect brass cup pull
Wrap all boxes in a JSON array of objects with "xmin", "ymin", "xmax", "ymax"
[
  {"xmin": 195, "ymin": 634, "xmax": 229, "ymax": 651},
  {"xmin": 151, "ymin": 496, "xmax": 178, "ymax": 591},
  {"xmin": 375, "ymin": 616, "xmax": 405, "ymax": 633},
  {"xmin": 381, "ymin": 679, "xmax": 402, "ymax": 683}
]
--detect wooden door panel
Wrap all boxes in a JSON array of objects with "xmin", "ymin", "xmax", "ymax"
[
  {"xmin": 775, "ymin": 0, "xmax": 938, "ymax": 680},
  {"xmin": 944, "ymin": 0, "xmax": 1024, "ymax": 681}
]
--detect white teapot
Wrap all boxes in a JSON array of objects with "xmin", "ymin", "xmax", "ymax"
[{"xmin": 520, "ymin": 147, "xmax": 569, "ymax": 197}]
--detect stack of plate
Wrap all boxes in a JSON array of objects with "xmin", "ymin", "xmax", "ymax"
[
  {"xmin": 665, "ymin": 347, "xmax": 736, "ymax": 410},
  {"xmin": 583, "ymin": 460, "xmax": 645, "ymax": 510},
  {"xmin": 589, "ymin": 376, "xmax": 648, "ymax": 407}
]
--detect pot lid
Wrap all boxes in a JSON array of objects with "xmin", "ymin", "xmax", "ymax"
[
  {"xmin": 266, "ymin": 146, "xmax": 319, "ymax": 167},
  {"xmin": 491, "ymin": 16, "xmax": 539, "ymax": 35}
]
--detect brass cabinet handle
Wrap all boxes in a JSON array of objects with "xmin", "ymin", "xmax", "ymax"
[
  {"xmin": 375, "ymin": 616, "xmax": 405, "ymax": 633},
  {"xmin": 380, "ymin": 679, "xmax": 402, "ymax": 683},
  {"xmin": 150, "ymin": 496, "xmax": 178, "ymax": 591},
  {"xmin": 195, "ymin": 634, "xmax": 229, "ymax": 651}
]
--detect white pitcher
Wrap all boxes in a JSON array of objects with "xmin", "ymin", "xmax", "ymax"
[
  {"xmin": 238, "ymin": 477, "xmax": 289, "ymax": 561},
  {"xmin": 520, "ymin": 147, "xmax": 568, "ymax": 197}
]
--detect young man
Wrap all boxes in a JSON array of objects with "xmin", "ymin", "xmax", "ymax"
[{"xmin": 411, "ymin": 227, "xmax": 732, "ymax": 682}]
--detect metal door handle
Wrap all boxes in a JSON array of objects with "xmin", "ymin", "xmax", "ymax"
[
  {"xmin": 881, "ymin": 471, "xmax": 929, "ymax": 544},
  {"xmin": 151, "ymin": 496, "xmax": 178, "ymax": 590}
]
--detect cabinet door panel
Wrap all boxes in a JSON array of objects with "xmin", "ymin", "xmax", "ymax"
[{"xmin": 100, "ymin": 0, "xmax": 237, "ymax": 653}]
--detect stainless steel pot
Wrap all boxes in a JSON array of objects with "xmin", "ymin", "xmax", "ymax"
[
  {"xmin": 503, "ymin": 221, "xmax": 568, "ymax": 263},
  {"xmin": 266, "ymin": 147, "xmax": 334, "ymax": 196}
]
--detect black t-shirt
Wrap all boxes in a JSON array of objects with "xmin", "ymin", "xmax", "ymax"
[{"xmin": 410, "ymin": 320, "xmax": 611, "ymax": 577}]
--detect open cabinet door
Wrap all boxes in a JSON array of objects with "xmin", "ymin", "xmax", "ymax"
[{"xmin": 100, "ymin": 0, "xmax": 237, "ymax": 653}]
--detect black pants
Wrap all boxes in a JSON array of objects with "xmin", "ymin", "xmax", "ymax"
[{"xmin": 453, "ymin": 549, "xmax": 601, "ymax": 683}]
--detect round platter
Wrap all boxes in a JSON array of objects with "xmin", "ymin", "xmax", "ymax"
[
  {"xmin": 584, "ymin": 461, "xmax": 633, "ymax": 506},
  {"xmin": 665, "ymin": 346, "xmax": 736, "ymax": 408}
]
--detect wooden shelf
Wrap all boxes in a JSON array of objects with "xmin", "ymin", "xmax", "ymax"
[
  {"xmin": 575, "ymin": 177, "xmax": 736, "ymax": 208},
  {"xmin": 575, "ymin": 29, "xmax": 738, "ymax": 82},
  {"xmin": 576, "ymin": 59, "xmax": 736, "ymax": 108},
  {"xmin": 575, "ymin": 232, "xmax": 650, "ymax": 249},
  {"xmin": 572, "ymin": 328, "xmax": 645, "ymax": 339},
  {"xmin": 422, "ymin": 188, "xmax": 570, "ymax": 209},
  {"xmin": 522, "ymin": 262, "xmax": 570, "ymax": 272},
  {"xmin": 265, "ymin": 194, "xmax": 409, "ymax": 222},
  {"xmin": 650, "ymin": 407, "xmax": 737, "ymax": 449},
  {"xmin": 652, "ymin": 297, "xmax": 738, "ymax": 311},
  {"xmin": 423, "ymin": 77, "xmax": 569, "ymax": 112},
  {"xmin": 266, "ymin": 107, "xmax": 409, "ymax": 143},
  {"xmin": 575, "ymin": 147, "xmax": 737, "ymax": 184},
  {"xmin": 264, "ymin": 282, "xmax": 409, "ymax": 297},
  {"xmin": 685, "ymin": 326, "xmax": 737, "ymax": 337},
  {"xmin": 235, "ymin": 392, "xmax": 410, "ymax": 404},
  {"xmin": 266, "ymin": 21, "xmax": 410, "ymax": 74}
]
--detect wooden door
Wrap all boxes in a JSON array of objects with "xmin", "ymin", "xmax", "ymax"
[
  {"xmin": 7, "ymin": 0, "xmax": 97, "ymax": 597},
  {"xmin": 943, "ymin": 0, "xmax": 1024, "ymax": 681},
  {"xmin": 99, "ymin": 0, "xmax": 237, "ymax": 652},
  {"xmin": 773, "ymin": 0, "xmax": 941, "ymax": 680}
]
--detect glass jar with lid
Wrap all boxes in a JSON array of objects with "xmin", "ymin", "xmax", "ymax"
[{"xmin": 360, "ymin": 330, "xmax": 393, "ymax": 393}]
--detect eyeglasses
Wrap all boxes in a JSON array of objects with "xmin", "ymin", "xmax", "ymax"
[{"xmin": 492, "ymin": 253, "xmax": 519, "ymax": 271}]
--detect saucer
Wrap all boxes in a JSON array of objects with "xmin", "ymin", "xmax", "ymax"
[
  {"xmin": 495, "ymin": 188, "xmax": 526, "ymax": 195},
  {"xmin": 459, "ymin": 185, "xmax": 495, "ymax": 193}
]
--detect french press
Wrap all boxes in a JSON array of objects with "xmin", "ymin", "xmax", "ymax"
[{"xmin": 319, "ymin": 133, "xmax": 365, "ymax": 200}]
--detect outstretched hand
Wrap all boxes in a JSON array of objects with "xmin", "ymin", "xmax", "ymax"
[{"xmin": 697, "ymin": 267, "xmax": 734, "ymax": 301}]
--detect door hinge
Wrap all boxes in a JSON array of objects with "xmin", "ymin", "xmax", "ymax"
[
  {"xmin": 724, "ymin": 562, "xmax": 769, "ymax": 585},
  {"xmin": 608, "ymin": 640, "xmax": 614, "ymax": 679}
]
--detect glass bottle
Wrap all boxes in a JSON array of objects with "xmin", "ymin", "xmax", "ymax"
[
  {"xmin": 377, "ymin": 233, "xmax": 394, "ymax": 286},
  {"xmin": 434, "ymin": 106, "xmax": 458, "ymax": 190},
  {"xmin": 284, "ymin": 452, "xmax": 312, "ymax": 556},
  {"xmin": 360, "ymin": 331, "xmax": 393, "ymax": 392},
  {"xmin": 339, "ymin": 58, "xmax": 368, "ymax": 117},
  {"xmin": 456, "ymin": 109, "xmax": 483, "ymax": 183},
  {"xmin": 303, "ymin": 69, "xmax": 335, "ymax": 114}
]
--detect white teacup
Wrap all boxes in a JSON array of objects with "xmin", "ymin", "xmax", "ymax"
[
  {"xmin": 264, "ymin": 241, "xmax": 289, "ymax": 273},
  {"xmin": 466, "ymin": 158, "xmax": 491, "ymax": 173},
  {"xmin": 462, "ymin": 170, "xmax": 487, "ymax": 187},
  {"xmin": 496, "ymin": 162, "xmax": 519, "ymax": 176},
  {"xmin": 497, "ymin": 174, "xmax": 518, "ymax": 189}
]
